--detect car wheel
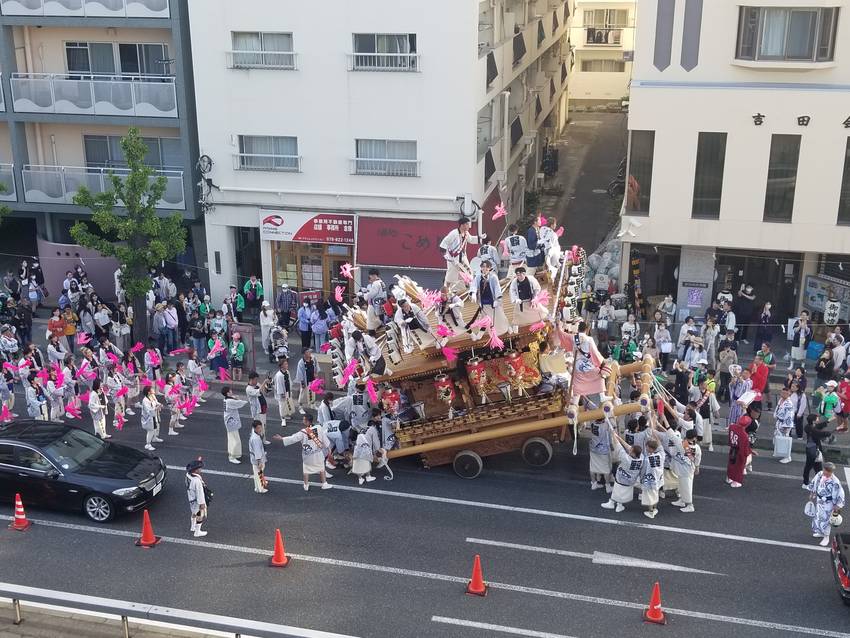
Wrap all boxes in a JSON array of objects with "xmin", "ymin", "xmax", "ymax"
[{"xmin": 83, "ymin": 494, "xmax": 114, "ymax": 523}]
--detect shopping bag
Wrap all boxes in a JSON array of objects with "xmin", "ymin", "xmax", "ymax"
[
  {"xmin": 773, "ymin": 434, "xmax": 792, "ymax": 458},
  {"xmin": 804, "ymin": 501, "xmax": 815, "ymax": 517}
]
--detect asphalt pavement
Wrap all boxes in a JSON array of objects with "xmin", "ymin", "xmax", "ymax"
[{"xmin": 1, "ymin": 392, "xmax": 848, "ymax": 638}]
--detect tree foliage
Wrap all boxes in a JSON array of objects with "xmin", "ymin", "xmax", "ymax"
[{"xmin": 70, "ymin": 127, "xmax": 187, "ymax": 338}]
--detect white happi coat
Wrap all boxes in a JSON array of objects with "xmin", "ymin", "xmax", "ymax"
[
  {"xmin": 282, "ymin": 427, "xmax": 331, "ymax": 475},
  {"xmin": 809, "ymin": 472, "xmax": 846, "ymax": 536}
]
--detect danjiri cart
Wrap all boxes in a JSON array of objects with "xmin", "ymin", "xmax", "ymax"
[{"xmin": 328, "ymin": 250, "xmax": 656, "ymax": 479}]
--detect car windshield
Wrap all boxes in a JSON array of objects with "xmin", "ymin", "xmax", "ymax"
[{"xmin": 41, "ymin": 428, "xmax": 107, "ymax": 472}]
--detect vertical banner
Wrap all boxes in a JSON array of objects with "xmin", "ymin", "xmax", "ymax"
[{"xmin": 631, "ymin": 255, "xmax": 644, "ymax": 319}]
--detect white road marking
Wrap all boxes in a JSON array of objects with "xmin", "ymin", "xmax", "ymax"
[
  {"xmin": 4, "ymin": 514, "xmax": 848, "ymax": 638},
  {"xmin": 170, "ymin": 465, "xmax": 830, "ymax": 552},
  {"xmin": 431, "ymin": 616, "xmax": 577, "ymax": 638},
  {"xmin": 465, "ymin": 538, "xmax": 721, "ymax": 575}
]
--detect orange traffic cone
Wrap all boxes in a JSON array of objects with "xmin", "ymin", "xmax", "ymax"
[
  {"xmin": 269, "ymin": 528, "xmax": 290, "ymax": 567},
  {"xmin": 134, "ymin": 510, "xmax": 161, "ymax": 547},
  {"xmin": 465, "ymin": 554, "xmax": 487, "ymax": 596},
  {"xmin": 642, "ymin": 581, "xmax": 667, "ymax": 625},
  {"xmin": 9, "ymin": 494, "xmax": 31, "ymax": 531}
]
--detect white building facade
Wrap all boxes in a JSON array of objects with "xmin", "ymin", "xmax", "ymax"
[
  {"xmin": 622, "ymin": 0, "xmax": 850, "ymax": 326},
  {"xmin": 189, "ymin": 0, "xmax": 572, "ymax": 305},
  {"xmin": 568, "ymin": 0, "xmax": 635, "ymax": 106}
]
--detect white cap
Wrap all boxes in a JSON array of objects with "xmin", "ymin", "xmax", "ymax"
[
  {"xmin": 262, "ymin": 300, "xmax": 270, "ymax": 307},
  {"xmin": 825, "ymin": 379, "xmax": 838, "ymax": 388}
]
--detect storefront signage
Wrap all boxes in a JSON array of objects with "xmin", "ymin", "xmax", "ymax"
[
  {"xmin": 259, "ymin": 210, "xmax": 354, "ymax": 245},
  {"xmin": 357, "ymin": 216, "xmax": 472, "ymax": 269},
  {"xmin": 804, "ymin": 275, "xmax": 850, "ymax": 321}
]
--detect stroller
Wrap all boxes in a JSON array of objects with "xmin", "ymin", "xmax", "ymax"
[{"xmin": 269, "ymin": 325, "xmax": 289, "ymax": 363}]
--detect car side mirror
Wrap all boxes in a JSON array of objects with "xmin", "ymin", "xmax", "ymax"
[{"xmin": 46, "ymin": 469, "xmax": 60, "ymax": 480}]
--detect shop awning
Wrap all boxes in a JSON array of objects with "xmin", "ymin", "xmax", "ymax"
[{"xmin": 357, "ymin": 216, "xmax": 474, "ymax": 270}]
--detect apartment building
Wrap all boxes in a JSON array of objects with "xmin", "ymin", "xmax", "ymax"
[
  {"xmin": 0, "ymin": 0, "xmax": 199, "ymax": 292},
  {"xmin": 191, "ymin": 0, "xmax": 572, "ymax": 304},
  {"xmin": 621, "ymin": 0, "xmax": 850, "ymax": 324},
  {"xmin": 568, "ymin": 0, "xmax": 635, "ymax": 107}
]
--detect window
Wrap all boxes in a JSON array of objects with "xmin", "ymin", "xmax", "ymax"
[
  {"xmin": 837, "ymin": 138, "xmax": 850, "ymax": 224},
  {"xmin": 535, "ymin": 95, "xmax": 542, "ymax": 119},
  {"xmin": 15, "ymin": 448, "xmax": 52, "ymax": 472},
  {"xmin": 537, "ymin": 20, "xmax": 546, "ymax": 46},
  {"xmin": 763, "ymin": 134, "xmax": 801, "ymax": 223},
  {"xmin": 691, "ymin": 132, "xmax": 727, "ymax": 219},
  {"xmin": 66, "ymin": 41, "xmax": 170, "ymax": 76},
  {"xmin": 352, "ymin": 34, "xmax": 418, "ymax": 71},
  {"xmin": 236, "ymin": 136, "xmax": 299, "ymax": 172},
  {"xmin": 512, "ymin": 33, "xmax": 527, "ymax": 66},
  {"xmin": 510, "ymin": 116, "xmax": 523, "ymax": 149},
  {"xmin": 580, "ymin": 59, "xmax": 625, "ymax": 72},
  {"xmin": 0, "ymin": 443, "xmax": 14, "ymax": 465},
  {"xmin": 486, "ymin": 51, "xmax": 498, "ymax": 87},
  {"xmin": 231, "ymin": 32, "xmax": 295, "ymax": 69},
  {"xmin": 736, "ymin": 7, "xmax": 838, "ymax": 62},
  {"xmin": 626, "ymin": 131, "xmax": 654, "ymax": 214},
  {"xmin": 354, "ymin": 139, "xmax": 418, "ymax": 177},
  {"xmin": 584, "ymin": 9, "xmax": 627, "ymax": 45},
  {"xmin": 84, "ymin": 135, "xmax": 182, "ymax": 170},
  {"xmin": 65, "ymin": 42, "xmax": 115, "ymax": 76},
  {"xmin": 118, "ymin": 43, "xmax": 170, "ymax": 76}
]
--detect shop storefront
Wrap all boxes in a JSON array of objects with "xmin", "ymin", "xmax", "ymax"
[{"xmin": 260, "ymin": 210, "xmax": 356, "ymax": 303}]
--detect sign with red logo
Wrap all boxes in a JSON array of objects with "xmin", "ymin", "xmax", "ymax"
[
  {"xmin": 259, "ymin": 210, "xmax": 355, "ymax": 245},
  {"xmin": 357, "ymin": 216, "xmax": 475, "ymax": 269}
]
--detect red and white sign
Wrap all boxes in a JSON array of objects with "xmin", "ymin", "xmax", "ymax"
[{"xmin": 259, "ymin": 210, "xmax": 355, "ymax": 245}]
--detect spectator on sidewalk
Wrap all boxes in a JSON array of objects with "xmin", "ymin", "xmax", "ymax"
[
  {"xmin": 48, "ymin": 307, "xmax": 68, "ymax": 352},
  {"xmin": 164, "ymin": 301, "xmax": 179, "ymax": 353},
  {"xmin": 276, "ymin": 284, "xmax": 298, "ymax": 331},
  {"xmin": 311, "ymin": 302, "xmax": 331, "ymax": 351},
  {"xmin": 790, "ymin": 312, "xmax": 812, "ymax": 371},
  {"xmin": 189, "ymin": 309, "xmax": 208, "ymax": 359},
  {"xmin": 152, "ymin": 303, "xmax": 168, "ymax": 354},
  {"xmin": 62, "ymin": 306, "xmax": 78, "ymax": 354},
  {"xmin": 243, "ymin": 275, "xmax": 264, "ymax": 318},
  {"xmin": 297, "ymin": 299, "xmax": 313, "ymax": 349},
  {"xmin": 223, "ymin": 286, "xmax": 245, "ymax": 323},
  {"xmin": 735, "ymin": 284, "xmax": 756, "ymax": 344},
  {"xmin": 754, "ymin": 302, "xmax": 773, "ymax": 353},
  {"xmin": 259, "ymin": 301, "xmax": 278, "ymax": 360}
]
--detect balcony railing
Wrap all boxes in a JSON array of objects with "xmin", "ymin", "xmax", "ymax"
[
  {"xmin": 226, "ymin": 50, "xmax": 297, "ymax": 70},
  {"xmin": 0, "ymin": 164, "xmax": 15, "ymax": 201},
  {"xmin": 0, "ymin": 0, "xmax": 169, "ymax": 17},
  {"xmin": 233, "ymin": 153, "xmax": 301, "ymax": 173},
  {"xmin": 10, "ymin": 73, "xmax": 178, "ymax": 118},
  {"xmin": 350, "ymin": 158, "xmax": 420, "ymax": 177},
  {"xmin": 347, "ymin": 53, "xmax": 420, "ymax": 72},
  {"xmin": 22, "ymin": 165, "xmax": 185, "ymax": 210},
  {"xmin": 585, "ymin": 28, "xmax": 623, "ymax": 46}
]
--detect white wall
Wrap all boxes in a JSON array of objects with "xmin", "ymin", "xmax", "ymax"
[{"xmin": 626, "ymin": 0, "xmax": 850, "ymax": 255}]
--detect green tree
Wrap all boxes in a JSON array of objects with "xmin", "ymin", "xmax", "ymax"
[{"xmin": 70, "ymin": 127, "xmax": 187, "ymax": 344}]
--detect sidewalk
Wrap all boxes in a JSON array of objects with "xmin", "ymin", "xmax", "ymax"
[{"xmin": 0, "ymin": 603, "xmax": 224, "ymax": 638}]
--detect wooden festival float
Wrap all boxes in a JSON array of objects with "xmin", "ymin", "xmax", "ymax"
[{"xmin": 326, "ymin": 248, "xmax": 657, "ymax": 479}]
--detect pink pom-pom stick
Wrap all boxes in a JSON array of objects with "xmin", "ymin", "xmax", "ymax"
[
  {"xmin": 64, "ymin": 404, "xmax": 81, "ymax": 419},
  {"xmin": 530, "ymin": 321, "xmax": 547, "ymax": 332},
  {"xmin": 2, "ymin": 362, "xmax": 19, "ymax": 372},
  {"xmin": 500, "ymin": 240, "xmax": 509, "ymax": 258},
  {"xmin": 420, "ymin": 289, "xmax": 443, "ymax": 311},
  {"xmin": 114, "ymin": 412, "xmax": 125, "ymax": 431},
  {"xmin": 340, "ymin": 263, "xmax": 354, "ymax": 279},
  {"xmin": 76, "ymin": 332, "xmax": 91, "ymax": 345},
  {"xmin": 320, "ymin": 342, "xmax": 332, "ymax": 353},
  {"xmin": 115, "ymin": 386, "xmax": 129, "ymax": 398},
  {"xmin": 208, "ymin": 339, "xmax": 224, "ymax": 358},
  {"xmin": 197, "ymin": 378, "xmax": 208, "ymax": 392},
  {"xmin": 141, "ymin": 377, "xmax": 152, "ymax": 387},
  {"xmin": 470, "ymin": 316, "xmax": 492, "ymax": 331},
  {"xmin": 365, "ymin": 378, "xmax": 378, "ymax": 403},
  {"xmin": 169, "ymin": 347, "xmax": 189, "ymax": 356},
  {"xmin": 491, "ymin": 203, "xmax": 507, "ymax": 220},
  {"xmin": 488, "ymin": 329, "xmax": 505, "ymax": 351},
  {"xmin": 532, "ymin": 289, "xmax": 551, "ymax": 309},
  {"xmin": 436, "ymin": 324, "xmax": 455, "ymax": 338},
  {"xmin": 334, "ymin": 285, "xmax": 345, "ymax": 303},
  {"xmin": 218, "ymin": 368, "xmax": 230, "ymax": 381},
  {"xmin": 130, "ymin": 342, "xmax": 144, "ymax": 353},
  {"xmin": 0, "ymin": 404, "xmax": 11, "ymax": 422},
  {"xmin": 36, "ymin": 368, "xmax": 50, "ymax": 383},
  {"xmin": 460, "ymin": 271, "xmax": 472, "ymax": 285},
  {"xmin": 308, "ymin": 378, "xmax": 324, "ymax": 394},
  {"xmin": 79, "ymin": 390, "xmax": 91, "ymax": 405},
  {"xmin": 556, "ymin": 226, "xmax": 564, "ymax": 237},
  {"xmin": 539, "ymin": 215, "xmax": 547, "ymax": 226},
  {"xmin": 441, "ymin": 346, "xmax": 459, "ymax": 362},
  {"xmin": 341, "ymin": 359, "xmax": 359, "ymax": 386},
  {"xmin": 147, "ymin": 351, "xmax": 161, "ymax": 367},
  {"xmin": 155, "ymin": 378, "xmax": 166, "ymax": 391},
  {"xmin": 168, "ymin": 383, "xmax": 183, "ymax": 396},
  {"xmin": 126, "ymin": 361, "xmax": 136, "ymax": 375}
]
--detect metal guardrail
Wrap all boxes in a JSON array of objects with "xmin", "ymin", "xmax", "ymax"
[{"xmin": 0, "ymin": 582, "xmax": 359, "ymax": 638}]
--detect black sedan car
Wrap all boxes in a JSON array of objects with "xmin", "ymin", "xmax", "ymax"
[
  {"xmin": 0, "ymin": 420, "xmax": 166, "ymax": 523},
  {"xmin": 833, "ymin": 533, "xmax": 850, "ymax": 606}
]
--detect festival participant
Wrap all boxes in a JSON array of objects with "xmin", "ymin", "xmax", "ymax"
[
  {"xmin": 567, "ymin": 321, "xmax": 607, "ymax": 403},
  {"xmin": 221, "ymin": 386, "xmax": 246, "ymax": 464},
  {"xmin": 273, "ymin": 358, "xmax": 293, "ymax": 427},
  {"xmin": 294, "ymin": 349, "xmax": 320, "ymax": 414},
  {"xmin": 274, "ymin": 414, "xmax": 333, "ymax": 491},
  {"xmin": 727, "ymin": 365, "xmax": 751, "ymax": 424},
  {"xmin": 345, "ymin": 329, "xmax": 387, "ymax": 376},
  {"xmin": 25, "ymin": 373, "xmax": 48, "ymax": 421},
  {"xmin": 601, "ymin": 423, "xmax": 644, "ymax": 513},
  {"xmin": 246, "ymin": 371, "xmax": 271, "ymax": 445},
  {"xmin": 727, "ymin": 411, "xmax": 755, "ymax": 488},
  {"xmin": 333, "ymin": 381, "xmax": 371, "ymax": 433},
  {"xmin": 537, "ymin": 216, "xmax": 561, "ymax": 279},
  {"xmin": 505, "ymin": 224, "xmax": 528, "ymax": 277},
  {"xmin": 670, "ymin": 427, "xmax": 701, "ymax": 513},
  {"xmin": 524, "ymin": 215, "xmax": 544, "ymax": 273},
  {"xmin": 587, "ymin": 420, "xmax": 613, "ymax": 492},
  {"xmin": 88, "ymin": 378, "xmax": 109, "ymax": 438},
  {"xmin": 437, "ymin": 286, "xmax": 464, "ymax": 331},
  {"xmin": 439, "ymin": 217, "xmax": 478, "ymax": 290},
  {"xmin": 475, "ymin": 234, "xmax": 501, "ymax": 275},
  {"xmin": 162, "ymin": 372, "xmax": 181, "ymax": 437},
  {"xmin": 394, "ymin": 298, "xmax": 434, "ymax": 354},
  {"xmin": 248, "ymin": 420, "xmax": 269, "ymax": 494},
  {"xmin": 364, "ymin": 269, "xmax": 388, "ymax": 333},
  {"xmin": 317, "ymin": 392, "xmax": 350, "ymax": 463},
  {"xmin": 640, "ymin": 424, "xmax": 666, "ymax": 519},
  {"xmin": 509, "ymin": 267, "xmax": 545, "ymax": 334},
  {"xmin": 808, "ymin": 462, "xmax": 845, "ymax": 547},
  {"xmin": 186, "ymin": 348, "xmax": 206, "ymax": 403},
  {"xmin": 144, "ymin": 338, "xmax": 163, "ymax": 381},
  {"xmin": 141, "ymin": 385, "xmax": 162, "ymax": 451},
  {"xmin": 773, "ymin": 386, "xmax": 795, "ymax": 464},
  {"xmin": 351, "ymin": 427, "xmax": 378, "ymax": 485},
  {"xmin": 469, "ymin": 260, "xmax": 509, "ymax": 336},
  {"xmin": 185, "ymin": 458, "xmax": 208, "ymax": 537},
  {"xmin": 105, "ymin": 366, "xmax": 127, "ymax": 430},
  {"xmin": 45, "ymin": 366, "xmax": 65, "ymax": 422}
]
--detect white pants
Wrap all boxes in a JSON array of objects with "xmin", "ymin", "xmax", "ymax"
[
  {"xmin": 444, "ymin": 260, "xmax": 470, "ymax": 291},
  {"xmin": 49, "ymin": 400, "xmax": 64, "ymax": 421},
  {"xmin": 677, "ymin": 471, "xmax": 694, "ymax": 504},
  {"xmin": 145, "ymin": 427, "xmax": 159, "ymax": 446},
  {"xmin": 226, "ymin": 429, "xmax": 242, "ymax": 460},
  {"xmin": 276, "ymin": 394, "xmax": 294, "ymax": 420},
  {"xmin": 93, "ymin": 415, "xmax": 107, "ymax": 438},
  {"xmin": 297, "ymin": 386, "xmax": 315, "ymax": 409},
  {"xmin": 252, "ymin": 462, "xmax": 265, "ymax": 491},
  {"xmin": 366, "ymin": 306, "xmax": 384, "ymax": 331}
]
